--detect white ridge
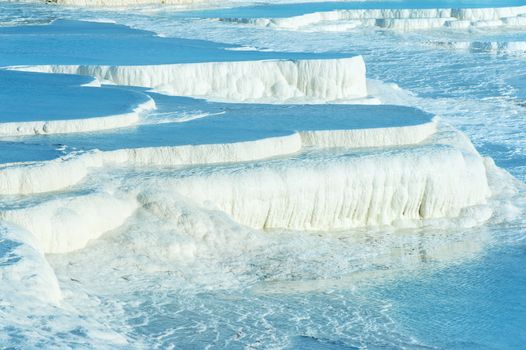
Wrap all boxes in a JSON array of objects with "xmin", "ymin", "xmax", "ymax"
[
  {"xmin": 0, "ymin": 117, "xmax": 438, "ymax": 195},
  {"xmin": 12, "ymin": 56, "xmax": 368, "ymax": 102},
  {"xmin": 0, "ymin": 98, "xmax": 156, "ymax": 136},
  {"xmin": 145, "ymin": 142, "xmax": 491, "ymax": 231},
  {"xmin": 0, "ymin": 193, "xmax": 138, "ymax": 253},
  {"xmin": 219, "ymin": 5, "xmax": 526, "ymax": 32}
]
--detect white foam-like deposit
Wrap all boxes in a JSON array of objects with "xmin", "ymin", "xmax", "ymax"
[
  {"xmin": 0, "ymin": 98, "xmax": 155, "ymax": 137},
  {"xmin": 219, "ymin": 5, "xmax": 526, "ymax": 32},
  {"xmin": 0, "ymin": 193, "xmax": 138, "ymax": 253},
  {"xmin": 0, "ymin": 153, "xmax": 108, "ymax": 196},
  {"xmin": 13, "ymin": 56, "xmax": 368, "ymax": 102},
  {"xmin": 0, "ymin": 223, "xmax": 62, "ymax": 303}
]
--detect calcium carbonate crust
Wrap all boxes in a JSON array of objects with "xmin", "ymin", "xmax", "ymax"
[
  {"xmin": 219, "ymin": 5, "xmax": 526, "ymax": 32},
  {"xmin": 12, "ymin": 56, "xmax": 368, "ymax": 102},
  {"xmin": 0, "ymin": 120, "xmax": 501, "ymax": 256},
  {"xmin": 0, "ymin": 118, "xmax": 438, "ymax": 195},
  {"xmin": 0, "ymin": 98, "xmax": 156, "ymax": 136}
]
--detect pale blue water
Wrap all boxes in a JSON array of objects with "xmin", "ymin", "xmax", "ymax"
[
  {"xmin": 0, "ymin": 19, "xmax": 332, "ymax": 66},
  {"xmin": 0, "ymin": 70, "xmax": 148, "ymax": 121},
  {"xmin": 0, "ymin": 1, "xmax": 525, "ymax": 349},
  {"xmin": 377, "ymin": 243, "xmax": 526, "ymax": 349}
]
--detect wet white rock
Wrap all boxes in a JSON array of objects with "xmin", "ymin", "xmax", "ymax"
[
  {"xmin": 15, "ymin": 56, "xmax": 368, "ymax": 102},
  {"xmin": 219, "ymin": 5, "xmax": 526, "ymax": 32}
]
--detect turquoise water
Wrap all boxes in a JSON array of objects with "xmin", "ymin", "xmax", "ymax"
[
  {"xmin": 0, "ymin": 19, "xmax": 332, "ymax": 65},
  {"xmin": 0, "ymin": 70, "xmax": 148, "ymax": 121},
  {"xmin": 379, "ymin": 243, "xmax": 526, "ymax": 349}
]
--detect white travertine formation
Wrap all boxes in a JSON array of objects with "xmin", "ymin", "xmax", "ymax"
[
  {"xmin": 0, "ymin": 129, "xmax": 492, "ymax": 252},
  {"xmin": 444, "ymin": 20, "xmax": 472, "ymax": 29},
  {"xmin": 0, "ymin": 223, "xmax": 62, "ymax": 303},
  {"xmin": 219, "ymin": 6, "xmax": 526, "ymax": 32},
  {"xmin": 153, "ymin": 144, "xmax": 490, "ymax": 231},
  {"xmin": 0, "ymin": 117, "xmax": 439, "ymax": 196},
  {"xmin": 299, "ymin": 119, "xmax": 437, "ymax": 148},
  {"xmin": 450, "ymin": 7, "xmax": 526, "ymax": 21},
  {"xmin": 124, "ymin": 134, "xmax": 303, "ymax": 166},
  {"xmin": 220, "ymin": 9, "xmax": 456, "ymax": 29},
  {"xmin": 502, "ymin": 16, "xmax": 526, "ymax": 26},
  {"xmin": 13, "ymin": 56, "xmax": 368, "ymax": 102},
  {"xmin": 0, "ymin": 193, "xmax": 138, "ymax": 254},
  {"xmin": 0, "ymin": 134, "xmax": 302, "ymax": 195},
  {"xmin": 0, "ymin": 98, "xmax": 155, "ymax": 136}
]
